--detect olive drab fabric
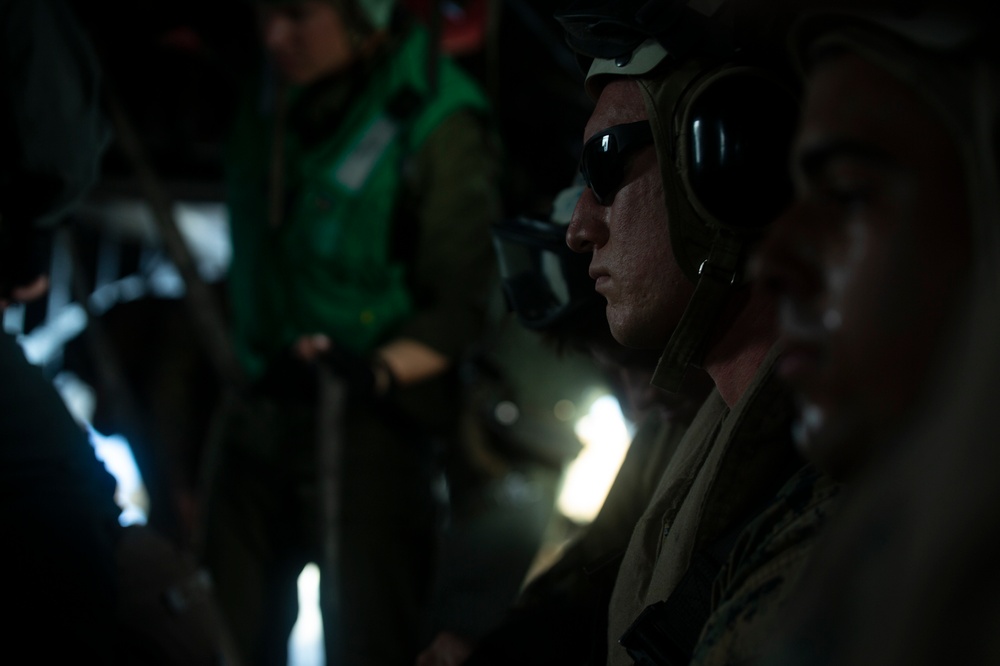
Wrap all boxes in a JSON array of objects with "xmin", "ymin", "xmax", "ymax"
[
  {"xmin": 464, "ymin": 409, "xmax": 696, "ymax": 665},
  {"xmin": 226, "ymin": 24, "xmax": 490, "ymax": 378},
  {"xmin": 606, "ymin": 345, "xmax": 803, "ymax": 666}
]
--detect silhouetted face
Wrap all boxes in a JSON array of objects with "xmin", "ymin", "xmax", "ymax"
[
  {"xmin": 257, "ymin": 1, "xmax": 356, "ymax": 84},
  {"xmin": 755, "ymin": 51, "xmax": 971, "ymax": 478},
  {"xmin": 567, "ymin": 79, "xmax": 695, "ymax": 350}
]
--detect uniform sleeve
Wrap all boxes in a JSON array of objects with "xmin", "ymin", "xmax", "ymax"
[
  {"xmin": 0, "ymin": 0, "xmax": 110, "ymax": 229},
  {"xmin": 689, "ymin": 466, "xmax": 842, "ymax": 666},
  {"xmin": 395, "ymin": 107, "xmax": 503, "ymax": 359},
  {"xmin": 464, "ymin": 414, "xmax": 690, "ymax": 664}
]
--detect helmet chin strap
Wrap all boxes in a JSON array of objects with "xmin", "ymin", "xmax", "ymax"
[{"xmin": 651, "ymin": 230, "xmax": 744, "ymax": 393}]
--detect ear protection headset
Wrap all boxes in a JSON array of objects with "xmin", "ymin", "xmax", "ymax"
[
  {"xmin": 675, "ymin": 65, "xmax": 798, "ymax": 229},
  {"xmin": 648, "ymin": 55, "xmax": 800, "ymax": 283},
  {"xmin": 632, "ymin": 55, "xmax": 800, "ymax": 392}
]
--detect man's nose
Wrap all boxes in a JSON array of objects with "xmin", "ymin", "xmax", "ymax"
[{"xmin": 566, "ymin": 188, "xmax": 607, "ymax": 254}]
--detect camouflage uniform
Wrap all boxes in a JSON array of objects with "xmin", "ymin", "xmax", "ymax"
[{"xmin": 691, "ymin": 464, "xmax": 842, "ymax": 666}]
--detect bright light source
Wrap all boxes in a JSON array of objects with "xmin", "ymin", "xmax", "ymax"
[
  {"xmin": 18, "ymin": 303, "xmax": 88, "ymax": 366},
  {"xmin": 50, "ymin": 370, "xmax": 150, "ymax": 526},
  {"xmin": 88, "ymin": 427, "xmax": 149, "ymax": 526},
  {"xmin": 288, "ymin": 563, "xmax": 324, "ymax": 666},
  {"xmin": 556, "ymin": 394, "xmax": 632, "ymax": 524}
]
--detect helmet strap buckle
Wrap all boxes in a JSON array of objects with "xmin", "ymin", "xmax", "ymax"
[
  {"xmin": 652, "ymin": 233, "xmax": 745, "ymax": 393},
  {"xmin": 698, "ymin": 257, "xmax": 738, "ymax": 286}
]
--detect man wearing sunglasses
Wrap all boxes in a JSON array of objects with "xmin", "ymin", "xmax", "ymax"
[
  {"xmin": 556, "ymin": 2, "xmax": 841, "ymax": 665},
  {"xmin": 418, "ymin": 2, "xmax": 841, "ymax": 665}
]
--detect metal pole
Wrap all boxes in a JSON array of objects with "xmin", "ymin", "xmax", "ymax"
[{"xmin": 315, "ymin": 365, "xmax": 348, "ymax": 663}]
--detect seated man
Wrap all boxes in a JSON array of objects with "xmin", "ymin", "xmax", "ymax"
[
  {"xmin": 424, "ymin": 1, "xmax": 842, "ymax": 664},
  {"xmin": 752, "ymin": 2, "xmax": 1000, "ymax": 664},
  {"xmin": 558, "ymin": 4, "xmax": 845, "ymax": 665},
  {"xmin": 418, "ymin": 184, "xmax": 712, "ymax": 665}
]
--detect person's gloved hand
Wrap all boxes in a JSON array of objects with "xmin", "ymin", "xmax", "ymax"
[{"xmin": 294, "ymin": 334, "xmax": 396, "ymax": 398}]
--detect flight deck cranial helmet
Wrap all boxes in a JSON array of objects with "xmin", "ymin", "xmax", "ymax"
[{"xmin": 556, "ymin": 0, "xmax": 801, "ymax": 392}]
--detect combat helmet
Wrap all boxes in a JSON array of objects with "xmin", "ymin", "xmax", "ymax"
[{"xmin": 556, "ymin": 0, "xmax": 801, "ymax": 392}]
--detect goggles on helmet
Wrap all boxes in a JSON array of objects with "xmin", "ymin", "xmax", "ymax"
[
  {"xmin": 555, "ymin": 0, "xmax": 686, "ymax": 61},
  {"xmin": 492, "ymin": 215, "xmax": 596, "ymax": 330},
  {"xmin": 555, "ymin": 0, "xmax": 731, "ymax": 72},
  {"xmin": 579, "ymin": 120, "xmax": 654, "ymax": 206}
]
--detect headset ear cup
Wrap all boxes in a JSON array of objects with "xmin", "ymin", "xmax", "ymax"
[{"xmin": 678, "ymin": 67, "xmax": 799, "ymax": 231}]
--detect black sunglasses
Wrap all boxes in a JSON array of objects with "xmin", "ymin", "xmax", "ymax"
[{"xmin": 579, "ymin": 120, "xmax": 655, "ymax": 205}]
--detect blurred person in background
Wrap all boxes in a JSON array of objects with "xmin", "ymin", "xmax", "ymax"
[
  {"xmin": 751, "ymin": 2, "xmax": 1000, "ymax": 664},
  {"xmin": 0, "ymin": 0, "xmax": 121, "ymax": 658},
  {"xmin": 419, "ymin": 183, "xmax": 617, "ymax": 657},
  {"xmin": 2, "ymin": 2, "xmax": 240, "ymax": 663},
  {"xmin": 197, "ymin": 0, "xmax": 503, "ymax": 664}
]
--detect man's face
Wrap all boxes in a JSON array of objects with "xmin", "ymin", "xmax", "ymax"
[
  {"xmin": 257, "ymin": 1, "xmax": 356, "ymax": 84},
  {"xmin": 567, "ymin": 79, "xmax": 694, "ymax": 350},
  {"xmin": 755, "ymin": 51, "xmax": 971, "ymax": 477}
]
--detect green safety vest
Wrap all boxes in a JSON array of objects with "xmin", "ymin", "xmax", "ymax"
[{"xmin": 226, "ymin": 25, "xmax": 490, "ymax": 378}]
